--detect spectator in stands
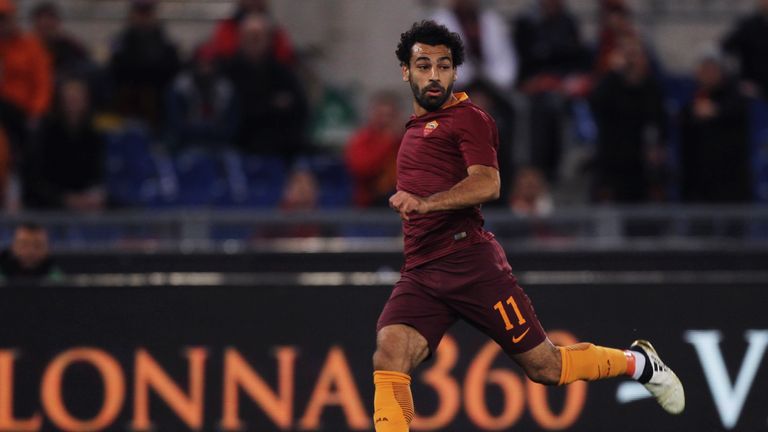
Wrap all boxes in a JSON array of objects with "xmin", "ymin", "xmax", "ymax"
[
  {"xmin": 280, "ymin": 165, "xmax": 319, "ymax": 211},
  {"xmin": 594, "ymin": 0, "xmax": 662, "ymax": 78},
  {"xmin": 513, "ymin": 0, "xmax": 591, "ymax": 183},
  {"xmin": 722, "ymin": 0, "xmax": 768, "ymax": 98},
  {"xmin": 224, "ymin": 13, "xmax": 308, "ymax": 161},
  {"xmin": 430, "ymin": 0, "xmax": 518, "ymax": 91},
  {"xmin": 30, "ymin": 2, "xmax": 91, "ymax": 79},
  {"xmin": 205, "ymin": 0, "xmax": 295, "ymax": 66},
  {"xmin": 23, "ymin": 77, "xmax": 105, "ymax": 211},
  {"xmin": 594, "ymin": 1, "xmax": 637, "ymax": 75},
  {"xmin": 680, "ymin": 49, "xmax": 752, "ymax": 203},
  {"xmin": 166, "ymin": 45, "xmax": 237, "ymax": 150},
  {"xmin": 344, "ymin": 91, "xmax": 402, "ymax": 208},
  {"xmin": 590, "ymin": 36, "xmax": 667, "ymax": 203},
  {"xmin": 276, "ymin": 164, "xmax": 322, "ymax": 236},
  {"xmin": 0, "ymin": 223, "xmax": 62, "ymax": 283},
  {"xmin": 108, "ymin": 0, "xmax": 180, "ymax": 132},
  {"xmin": 0, "ymin": 0, "xmax": 52, "ymax": 154},
  {"xmin": 508, "ymin": 166, "xmax": 553, "ymax": 217}
]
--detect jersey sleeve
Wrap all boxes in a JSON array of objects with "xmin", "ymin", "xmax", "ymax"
[{"xmin": 456, "ymin": 106, "xmax": 499, "ymax": 169}]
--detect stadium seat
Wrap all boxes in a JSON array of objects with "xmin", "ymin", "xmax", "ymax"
[
  {"xmin": 750, "ymin": 99, "xmax": 768, "ymax": 203},
  {"xmin": 305, "ymin": 155, "xmax": 352, "ymax": 207},
  {"xmin": 169, "ymin": 149, "xmax": 228, "ymax": 206},
  {"xmin": 571, "ymin": 99, "xmax": 597, "ymax": 144},
  {"xmin": 218, "ymin": 149, "xmax": 250, "ymax": 206},
  {"xmin": 662, "ymin": 75, "xmax": 697, "ymax": 114},
  {"xmin": 105, "ymin": 127, "xmax": 163, "ymax": 206},
  {"xmin": 209, "ymin": 224, "xmax": 255, "ymax": 242},
  {"xmin": 62, "ymin": 224, "xmax": 122, "ymax": 246},
  {"xmin": 240, "ymin": 155, "xmax": 286, "ymax": 207}
]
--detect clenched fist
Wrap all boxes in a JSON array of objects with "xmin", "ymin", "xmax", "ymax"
[{"xmin": 389, "ymin": 191, "xmax": 431, "ymax": 221}]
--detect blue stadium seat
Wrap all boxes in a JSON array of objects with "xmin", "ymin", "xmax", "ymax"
[
  {"xmin": 60, "ymin": 225, "xmax": 122, "ymax": 246},
  {"xmin": 105, "ymin": 127, "xmax": 163, "ymax": 206},
  {"xmin": 169, "ymin": 149, "xmax": 228, "ymax": 206},
  {"xmin": 217, "ymin": 149, "xmax": 250, "ymax": 206},
  {"xmin": 750, "ymin": 99, "xmax": 768, "ymax": 203},
  {"xmin": 306, "ymin": 155, "xmax": 352, "ymax": 207},
  {"xmin": 571, "ymin": 99, "xmax": 597, "ymax": 144},
  {"xmin": 240, "ymin": 155, "xmax": 286, "ymax": 207},
  {"xmin": 662, "ymin": 75, "xmax": 697, "ymax": 114},
  {"xmin": 209, "ymin": 225, "xmax": 254, "ymax": 241}
]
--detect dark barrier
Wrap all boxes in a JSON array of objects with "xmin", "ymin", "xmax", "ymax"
[
  {"xmin": 54, "ymin": 248, "xmax": 768, "ymax": 274},
  {"xmin": 1, "ymin": 282, "xmax": 766, "ymax": 432}
]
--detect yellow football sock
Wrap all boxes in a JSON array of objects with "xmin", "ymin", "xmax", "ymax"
[
  {"xmin": 373, "ymin": 371, "xmax": 413, "ymax": 432},
  {"xmin": 558, "ymin": 343, "xmax": 633, "ymax": 385}
]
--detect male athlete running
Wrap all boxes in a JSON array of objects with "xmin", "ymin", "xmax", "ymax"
[{"xmin": 371, "ymin": 20, "xmax": 684, "ymax": 432}]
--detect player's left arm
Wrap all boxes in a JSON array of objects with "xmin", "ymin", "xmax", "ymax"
[{"xmin": 389, "ymin": 165, "xmax": 499, "ymax": 220}]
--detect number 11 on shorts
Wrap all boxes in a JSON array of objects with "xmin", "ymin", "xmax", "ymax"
[{"xmin": 493, "ymin": 296, "xmax": 527, "ymax": 330}]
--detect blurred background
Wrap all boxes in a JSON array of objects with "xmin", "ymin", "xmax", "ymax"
[
  {"xmin": 0, "ymin": 0, "xmax": 764, "ymax": 250},
  {"xmin": 0, "ymin": 0, "xmax": 767, "ymax": 431}
]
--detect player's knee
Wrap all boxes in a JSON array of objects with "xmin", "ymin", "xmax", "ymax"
[
  {"xmin": 373, "ymin": 325, "xmax": 428, "ymax": 373},
  {"xmin": 373, "ymin": 343, "xmax": 418, "ymax": 373},
  {"xmin": 372, "ymin": 348, "xmax": 401, "ymax": 372}
]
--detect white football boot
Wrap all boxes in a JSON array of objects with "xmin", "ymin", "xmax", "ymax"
[{"xmin": 630, "ymin": 339, "xmax": 685, "ymax": 414}]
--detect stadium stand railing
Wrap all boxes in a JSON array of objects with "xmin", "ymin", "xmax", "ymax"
[{"xmin": 2, "ymin": 206, "xmax": 768, "ymax": 253}]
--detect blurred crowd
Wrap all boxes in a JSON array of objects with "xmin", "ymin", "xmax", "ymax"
[{"xmin": 0, "ymin": 0, "xmax": 766, "ymax": 216}]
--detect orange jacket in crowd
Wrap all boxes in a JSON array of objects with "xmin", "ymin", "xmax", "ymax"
[
  {"xmin": 345, "ymin": 127, "xmax": 400, "ymax": 207},
  {"xmin": 0, "ymin": 31, "xmax": 52, "ymax": 117}
]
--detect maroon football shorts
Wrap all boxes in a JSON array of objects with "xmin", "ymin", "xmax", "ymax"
[{"xmin": 377, "ymin": 239, "xmax": 547, "ymax": 357}]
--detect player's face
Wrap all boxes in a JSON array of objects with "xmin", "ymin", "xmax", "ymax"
[{"xmin": 402, "ymin": 43, "xmax": 457, "ymax": 112}]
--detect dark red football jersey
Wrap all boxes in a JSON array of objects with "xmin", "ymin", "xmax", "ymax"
[{"xmin": 397, "ymin": 92, "xmax": 499, "ymax": 270}]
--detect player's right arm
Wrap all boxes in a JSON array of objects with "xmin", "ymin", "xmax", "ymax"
[{"xmin": 389, "ymin": 164, "xmax": 500, "ymax": 220}]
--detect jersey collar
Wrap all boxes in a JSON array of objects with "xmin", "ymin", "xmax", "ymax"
[
  {"xmin": 411, "ymin": 92, "xmax": 470, "ymax": 120},
  {"xmin": 443, "ymin": 92, "xmax": 469, "ymax": 109}
]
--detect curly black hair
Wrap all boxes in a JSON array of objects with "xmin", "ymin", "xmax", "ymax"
[{"xmin": 395, "ymin": 20, "xmax": 465, "ymax": 68}]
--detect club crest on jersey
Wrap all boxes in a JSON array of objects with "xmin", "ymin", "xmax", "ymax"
[{"xmin": 423, "ymin": 120, "xmax": 439, "ymax": 136}]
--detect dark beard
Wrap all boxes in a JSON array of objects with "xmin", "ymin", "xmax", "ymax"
[{"xmin": 410, "ymin": 79, "xmax": 453, "ymax": 112}]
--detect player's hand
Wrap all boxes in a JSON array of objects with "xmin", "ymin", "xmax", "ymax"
[{"xmin": 389, "ymin": 191, "xmax": 430, "ymax": 221}]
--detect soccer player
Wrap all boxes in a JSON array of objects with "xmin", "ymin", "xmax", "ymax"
[{"xmin": 372, "ymin": 20, "xmax": 685, "ymax": 432}]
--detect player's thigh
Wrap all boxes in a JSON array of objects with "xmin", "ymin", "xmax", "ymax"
[
  {"xmin": 462, "ymin": 277, "xmax": 548, "ymax": 356},
  {"xmin": 439, "ymin": 242, "xmax": 547, "ymax": 356},
  {"xmin": 376, "ymin": 274, "xmax": 458, "ymax": 364}
]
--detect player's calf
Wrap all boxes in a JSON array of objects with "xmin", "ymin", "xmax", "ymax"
[
  {"xmin": 512, "ymin": 339, "xmax": 562, "ymax": 385},
  {"xmin": 372, "ymin": 325, "xmax": 429, "ymax": 432},
  {"xmin": 558, "ymin": 342, "xmax": 632, "ymax": 384}
]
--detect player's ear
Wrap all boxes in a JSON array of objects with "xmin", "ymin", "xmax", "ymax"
[{"xmin": 401, "ymin": 65, "xmax": 409, "ymax": 82}]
